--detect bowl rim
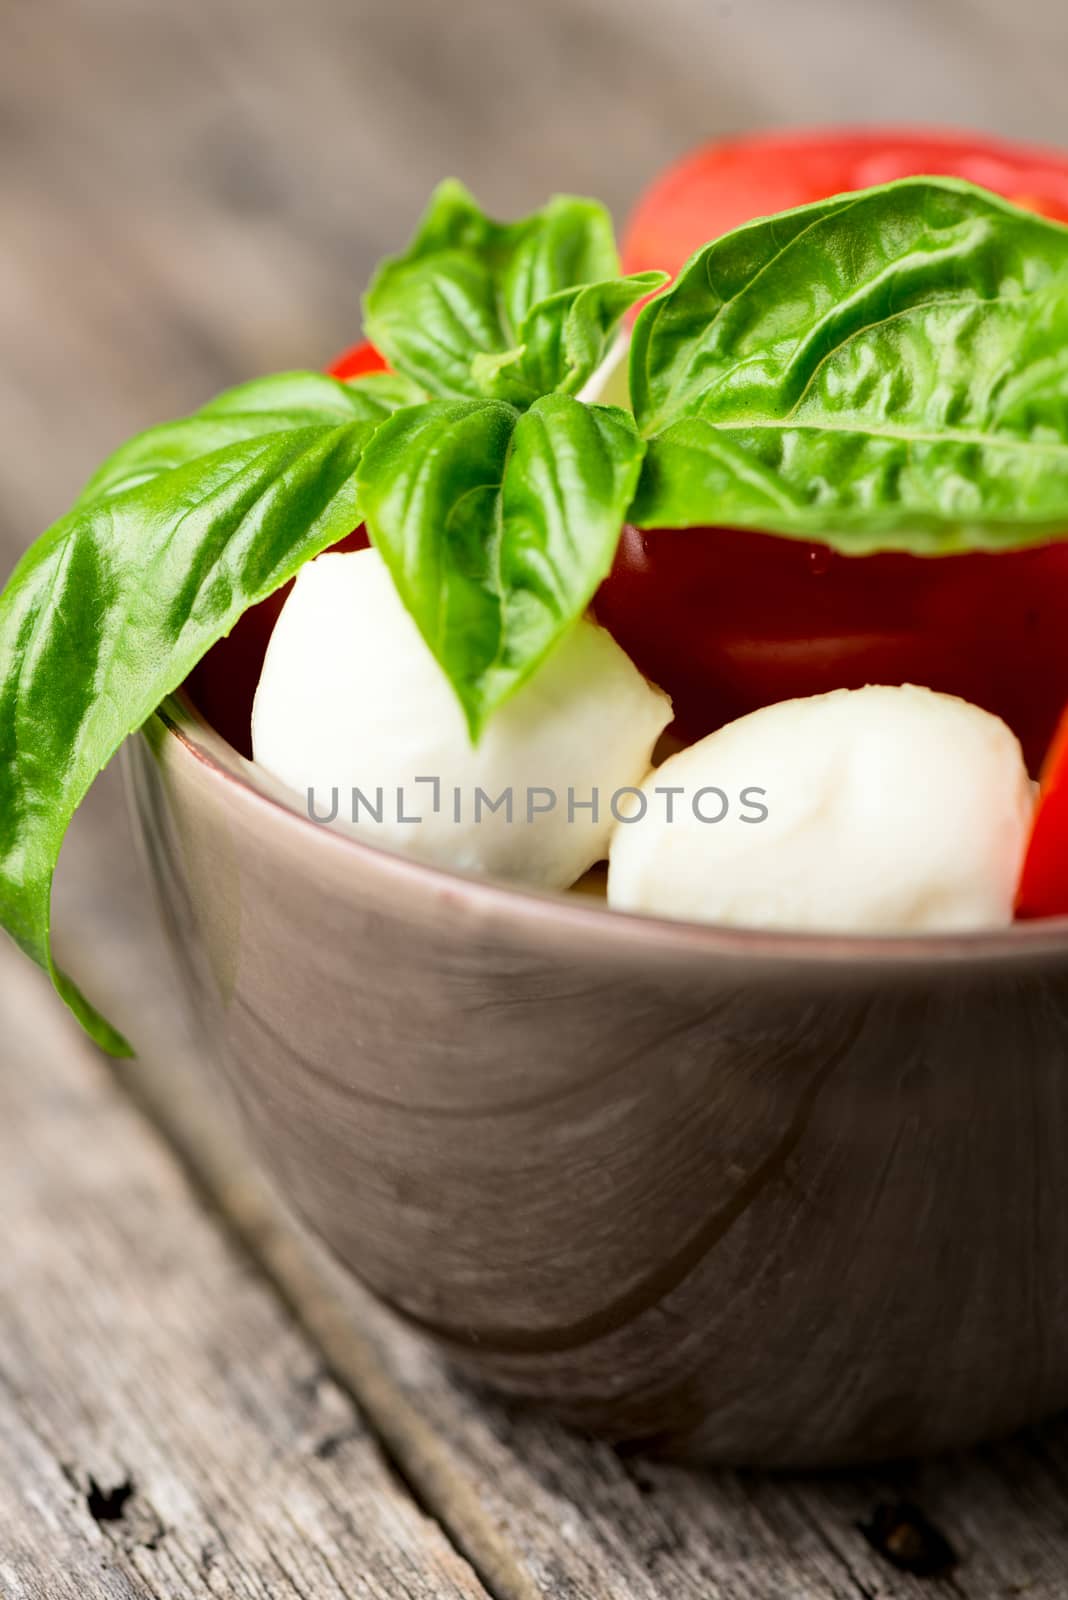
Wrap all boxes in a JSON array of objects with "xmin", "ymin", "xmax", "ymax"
[{"xmin": 150, "ymin": 689, "xmax": 1068, "ymax": 970}]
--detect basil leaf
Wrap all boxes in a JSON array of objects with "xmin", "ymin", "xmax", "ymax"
[
  {"xmin": 357, "ymin": 393, "xmax": 646, "ymax": 735},
  {"xmin": 78, "ymin": 371, "xmax": 424, "ymax": 506},
  {"xmin": 629, "ymin": 178, "xmax": 1068, "ymax": 550},
  {"xmin": 362, "ymin": 180, "xmax": 629, "ymax": 403},
  {"xmin": 471, "ymin": 270, "xmax": 667, "ymax": 404},
  {"xmin": 0, "ymin": 418, "xmax": 382, "ymax": 1054}
]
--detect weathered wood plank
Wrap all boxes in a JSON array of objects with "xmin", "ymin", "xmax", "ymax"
[{"xmin": 0, "ymin": 949, "xmax": 489, "ymax": 1600}]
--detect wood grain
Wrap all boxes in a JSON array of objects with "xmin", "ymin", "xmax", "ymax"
[
  {"xmin": 7, "ymin": 0, "xmax": 1068, "ymax": 1595},
  {"xmin": 0, "ymin": 950, "xmax": 489, "ymax": 1600}
]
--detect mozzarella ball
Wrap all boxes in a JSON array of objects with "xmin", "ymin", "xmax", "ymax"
[
  {"xmin": 252, "ymin": 548, "xmax": 671, "ymax": 888},
  {"xmin": 607, "ymin": 685, "xmax": 1034, "ymax": 933}
]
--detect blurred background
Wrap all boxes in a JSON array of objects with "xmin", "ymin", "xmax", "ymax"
[{"xmin": 3, "ymin": 0, "xmax": 1068, "ymax": 1042}]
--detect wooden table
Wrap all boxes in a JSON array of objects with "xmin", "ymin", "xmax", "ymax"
[{"xmin": 5, "ymin": 2, "xmax": 1068, "ymax": 1593}]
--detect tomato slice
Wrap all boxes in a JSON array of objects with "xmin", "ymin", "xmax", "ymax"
[
  {"xmin": 623, "ymin": 125, "xmax": 1068, "ymax": 282},
  {"xmin": 1016, "ymin": 707, "xmax": 1068, "ymax": 918}
]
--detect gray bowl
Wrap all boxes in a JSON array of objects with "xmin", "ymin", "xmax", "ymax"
[{"xmin": 127, "ymin": 692, "xmax": 1068, "ymax": 1467}]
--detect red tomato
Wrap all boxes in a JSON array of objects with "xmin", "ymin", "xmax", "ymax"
[
  {"xmin": 623, "ymin": 125, "xmax": 1068, "ymax": 282},
  {"xmin": 186, "ymin": 341, "xmax": 383, "ymax": 752},
  {"xmin": 596, "ymin": 129, "xmax": 1068, "ymax": 789},
  {"xmin": 1016, "ymin": 707, "xmax": 1068, "ymax": 919},
  {"xmin": 326, "ymin": 339, "xmax": 389, "ymax": 380},
  {"xmin": 595, "ymin": 527, "xmax": 1068, "ymax": 776}
]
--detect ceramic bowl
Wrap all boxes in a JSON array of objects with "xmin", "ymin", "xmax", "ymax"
[{"xmin": 127, "ymin": 692, "xmax": 1068, "ymax": 1467}]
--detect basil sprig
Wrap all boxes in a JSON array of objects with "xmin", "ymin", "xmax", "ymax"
[
  {"xmin": 357, "ymin": 182, "xmax": 662, "ymax": 735},
  {"xmin": 629, "ymin": 177, "xmax": 1068, "ymax": 551},
  {"xmin": 364, "ymin": 180, "xmax": 663, "ymax": 405}
]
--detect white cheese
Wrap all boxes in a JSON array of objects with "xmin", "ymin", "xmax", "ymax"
[
  {"xmin": 607, "ymin": 684, "xmax": 1034, "ymax": 933},
  {"xmin": 252, "ymin": 547, "xmax": 672, "ymax": 888}
]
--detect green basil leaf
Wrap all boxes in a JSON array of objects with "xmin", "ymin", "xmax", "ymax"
[
  {"xmin": 0, "ymin": 419, "xmax": 379, "ymax": 1054},
  {"xmin": 362, "ymin": 179, "xmax": 627, "ymax": 402},
  {"xmin": 357, "ymin": 393, "xmax": 646, "ymax": 735},
  {"xmin": 471, "ymin": 270, "xmax": 667, "ymax": 404},
  {"xmin": 78, "ymin": 371, "xmax": 424, "ymax": 507},
  {"xmin": 629, "ymin": 177, "xmax": 1068, "ymax": 550}
]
